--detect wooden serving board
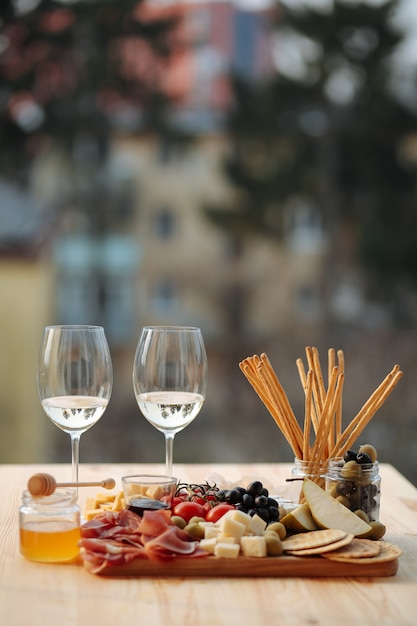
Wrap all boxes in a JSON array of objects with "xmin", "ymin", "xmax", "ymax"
[{"xmin": 83, "ymin": 553, "xmax": 399, "ymax": 578}]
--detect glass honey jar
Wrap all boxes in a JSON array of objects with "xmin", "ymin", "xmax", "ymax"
[{"xmin": 19, "ymin": 488, "xmax": 81, "ymax": 563}]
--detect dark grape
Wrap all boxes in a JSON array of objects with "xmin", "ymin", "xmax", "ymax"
[
  {"xmin": 219, "ymin": 480, "xmax": 282, "ymax": 524},
  {"xmin": 226, "ymin": 489, "xmax": 243, "ymax": 504},
  {"xmin": 254, "ymin": 495, "xmax": 269, "ymax": 508},
  {"xmin": 242, "ymin": 493, "xmax": 254, "ymax": 509},
  {"xmin": 268, "ymin": 506, "xmax": 280, "ymax": 521},
  {"xmin": 256, "ymin": 508, "xmax": 270, "ymax": 522},
  {"xmin": 216, "ymin": 489, "xmax": 228, "ymax": 502},
  {"xmin": 247, "ymin": 481, "xmax": 264, "ymax": 497}
]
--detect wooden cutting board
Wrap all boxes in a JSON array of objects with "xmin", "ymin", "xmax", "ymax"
[{"xmin": 83, "ymin": 553, "xmax": 399, "ymax": 578}]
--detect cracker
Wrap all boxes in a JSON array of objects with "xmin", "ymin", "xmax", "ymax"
[
  {"xmin": 286, "ymin": 534, "xmax": 354, "ymax": 556},
  {"xmin": 282, "ymin": 529, "xmax": 346, "ymax": 552},
  {"xmin": 323, "ymin": 541, "xmax": 401, "ymax": 563}
]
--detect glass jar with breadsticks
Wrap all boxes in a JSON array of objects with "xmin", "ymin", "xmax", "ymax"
[{"xmin": 239, "ymin": 347, "xmax": 403, "ymax": 503}]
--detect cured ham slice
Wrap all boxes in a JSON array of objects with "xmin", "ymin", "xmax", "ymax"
[{"xmin": 79, "ymin": 508, "xmax": 209, "ymax": 572}]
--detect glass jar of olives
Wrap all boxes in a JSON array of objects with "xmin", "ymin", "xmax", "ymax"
[
  {"xmin": 325, "ymin": 455, "xmax": 381, "ymax": 522},
  {"xmin": 287, "ymin": 458, "xmax": 328, "ymax": 504}
]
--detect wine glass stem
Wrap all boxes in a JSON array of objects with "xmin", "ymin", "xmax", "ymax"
[
  {"xmin": 70, "ymin": 432, "xmax": 81, "ymax": 484},
  {"xmin": 165, "ymin": 433, "xmax": 175, "ymax": 477}
]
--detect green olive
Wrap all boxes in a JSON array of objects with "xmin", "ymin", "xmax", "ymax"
[
  {"xmin": 336, "ymin": 495, "xmax": 351, "ymax": 508},
  {"xmin": 328, "ymin": 483, "xmax": 339, "ymax": 498},
  {"xmin": 368, "ymin": 520, "xmax": 386, "ymax": 540},
  {"xmin": 354, "ymin": 509, "xmax": 370, "ymax": 523},
  {"xmin": 183, "ymin": 523, "xmax": 205, "ymax": 539},
  {"xmin": 267, "ymin": 521, "xmax": 287, "ymax": 540},
  {"xmin": 358, "ymin": 443, "xmax": 378, "ymax": 463},
  {"xmin": 188, "ymin": 516, "xmax": 206, "ymax": 525},
  {"xmin": 341, "ymin": 460, "xmax": 362, "ymax": 479},
  {"xmin": 265, "ymin": 534, "xmax": 283, "ymax": 556},
  {"xmin": 171, "ymin": 515, "xmax": 187, "ymax": 529}
]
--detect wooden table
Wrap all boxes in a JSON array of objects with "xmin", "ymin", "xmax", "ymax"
[{"xmin": 1, "ymin": 462, "xmax": 417, "ymax": 625}]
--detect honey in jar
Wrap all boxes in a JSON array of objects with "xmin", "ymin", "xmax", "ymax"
[{"xmin": 19, "ymin": 488, "xmax": 80, "ymax": 563}]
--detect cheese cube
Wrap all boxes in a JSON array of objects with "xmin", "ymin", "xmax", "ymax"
[
  {"xmin": 214, "ymin": 542, "xmax": 240, "ymax": 559},
  {"xmin": 227, "ymin": 509, "xmax": 253, "ymax": 530},
  {"xmin": 199, "ymin": 538, "xmax": 217, "ymax": 554},
  {"xmin": 249, "ymin": 513, "xmax": 267, "ymax": 536},
  {"xmin": 219, "ymin": 517, "xmax": 246, "ymax": 540},
  {"xmin": 84, "ymin": 508, "xmax": 104, "ymax": 521},
  {"xmin": 216, "ymin": 534, "xmax": 239, "ymax": 544},
  {"xmin": 241, "ymin": 536, "xmax": 267, "ymax": 558},
  {"xmin": 204, "ymin": 525, "xmax": 221, "ymax": 539}
]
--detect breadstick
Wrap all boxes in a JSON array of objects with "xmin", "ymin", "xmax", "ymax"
[
  {"xmin": 336, "ymin": 350, "xmax": 345, "ymax": 441},
  {"xmin": 310, "ymin": 366, "xmax": 339, "ymax": 461},
  {"xmin": 330, "ymin": 366, "xmax": 402, "ymax": 458},
  {"xmin": 297, "ymin": 357, "xmax": 319, "ymax": 435},
  {"xmin": 257, "ymin": 354, "xmax": 303, "ymax": 457},
  {"xmin": 303, "ymin": 369, "xmax": 313, "ymax": 460}
]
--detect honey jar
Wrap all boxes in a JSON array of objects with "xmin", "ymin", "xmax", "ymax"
[{"xmin": 19, "ymin": 488, "xmax": 81, "ymax": 563}]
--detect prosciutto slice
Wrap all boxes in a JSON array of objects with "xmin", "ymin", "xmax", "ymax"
[{"xmin": 79, "ymin": 509, "xmax": 208, "ymax": 573}]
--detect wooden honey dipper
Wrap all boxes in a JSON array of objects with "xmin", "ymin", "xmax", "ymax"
[{"xmin": 27, "ymin": 473, "xmax": 116, "ymax": 497}]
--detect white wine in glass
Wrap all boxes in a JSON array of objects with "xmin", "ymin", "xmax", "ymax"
[
  {"xmin": 133, "ymin": 326, "xmax": 207, "ymax": 476},
  {"xmin": 38, "ymin": 325, "xmax": 113, "ymax": 483}
]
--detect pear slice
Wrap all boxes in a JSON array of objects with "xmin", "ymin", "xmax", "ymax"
[
  {"xmin": 302, "ymin": 478, "xmax": 372, "ymax": 538},
  {"xmin": 280, "ymin": 502, "xmax": 318, "ymax": 533}
]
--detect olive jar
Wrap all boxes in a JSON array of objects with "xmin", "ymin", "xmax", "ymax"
[
  {"xmin": 287, "ymin": 458, "xmax": 328, "ymax": 504},
  {"xmin": 19, "ymin": 488, "xmax": 81, "ymax": 563},
  {"xmin": 325, "ymin": 457, "xmax": 381, "ymax": 522}
]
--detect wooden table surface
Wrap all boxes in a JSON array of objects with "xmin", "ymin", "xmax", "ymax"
[{"xmin": 1, "ymin": 462, "xmax": 417, "ymax": 626}]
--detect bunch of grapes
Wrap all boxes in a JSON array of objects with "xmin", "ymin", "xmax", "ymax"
[{"xmin": 216, "ymin": 480, "xmax": 280, "ymax": 523}]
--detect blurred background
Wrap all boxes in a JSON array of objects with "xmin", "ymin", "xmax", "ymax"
[{"xmin": 1, "ymin": 0, "xmax": 417, "ymax": 484}]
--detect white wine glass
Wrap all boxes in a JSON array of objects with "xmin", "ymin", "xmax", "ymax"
[
  {"xmin": 37, "ymin": 325, "xmax": 113, "ymax": 483},
  {"xmin": 133, "ymin": 326, "xmax": 207, "ymax": 477}
]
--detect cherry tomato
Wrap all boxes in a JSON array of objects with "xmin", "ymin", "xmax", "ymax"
[
  {"xmin": 173, "ymin": 501, "xmax": 207, "ymax": 522},
  {"xmin": 172, "ymin": 496, "xmax": 185, "ymax": 508},
  {"xmin": 205, "ymin": 504, "xmax": 235, "ymax": 523}
]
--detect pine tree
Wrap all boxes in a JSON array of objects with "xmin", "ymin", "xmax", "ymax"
[
  {"xmin": 205, "ymin": 0, "xmax": 417, "ymax": 326},
  {"xmin": 0, "ymin": 0, "xmax": 179, "ymax": 183}
]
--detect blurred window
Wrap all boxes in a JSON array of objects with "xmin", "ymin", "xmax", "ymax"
[
  {"xmin": 154, "ymin": 207, "xmax": 176, "ymax": 239},
  {"xmin": 295, "ymin": 284, "xmax": 321, "ymax": 322},
  {"xmin": 152, "ymin": 278, "xmax": 179, "ymax": 314}
]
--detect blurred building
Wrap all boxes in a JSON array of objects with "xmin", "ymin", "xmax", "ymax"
[
  {"xmin": 0, "ymin": 180, "xmax": 55, "ymax": 461},
  {"xmin": 31, "ymin": 0, "xmax": 327, "ymax": 345}
]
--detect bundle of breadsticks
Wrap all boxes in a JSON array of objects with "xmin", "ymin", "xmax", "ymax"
[{"xmin": 239, "ymin": 347, "xmax": 403, "ymax": 469}]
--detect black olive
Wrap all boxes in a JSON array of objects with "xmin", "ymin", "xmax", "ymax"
[
  {"xmin": 343, "ymin": 450, "xmax": 357, "ymax": 463},
  {"xmin": 356, "ymin": 452, "xmax": 373, "ymax": 465},
  {"xmin": 247, "ymin": 481, "xmax": 264, "ymax": 497},
  {"xmin": 268, "ymin": 497, "xmax": 279, "ymax": 508},
  {"xmin": 336, "ymin": 480, "xmax": 357, "ymax": 497}
]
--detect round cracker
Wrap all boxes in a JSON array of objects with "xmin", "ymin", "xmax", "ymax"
[
  {"xmin": 282, "ymin": 529, "xmax": 347, "ymax": 552},
  {"xmin": 286, "ymin": 534, "xmax": 354, "ymax": 556},
  {"xmin": 321, "ymin": 538, "xmax": 380, "ymax": 560},
  {"xmin": 323, "ymin": 541, "xmax": 402, "ymax": 564}
]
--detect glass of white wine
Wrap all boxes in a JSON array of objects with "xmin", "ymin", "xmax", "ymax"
[
  {"xmin": 133, "ymin": 326, "xmax": 207, "ymax": 477},
  {"xmin": 38, "ymin": 325, "xmax": 113, "ymax": 483}
]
